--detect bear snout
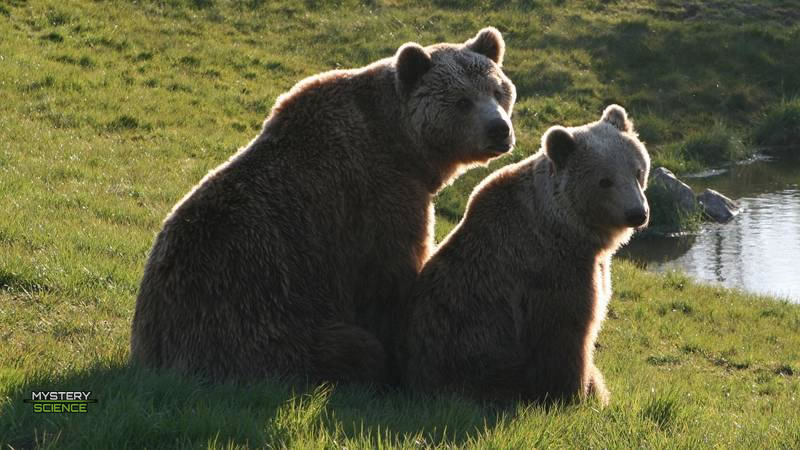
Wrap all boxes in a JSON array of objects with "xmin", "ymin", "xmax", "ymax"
[
  {"xmin": 487, "ymin": 118, "xmax": 511, "ymax": 140},
  {"xmin": 625, "ymin": 207, "xmax": 649, "ymax": 228},
  {"xmin": 486, "ymin": 118, "xmax": 513, "ymax": 151}
]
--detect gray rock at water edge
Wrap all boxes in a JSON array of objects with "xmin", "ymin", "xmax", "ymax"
[
  {"xmin": 649, "ymin": 167, "xmax": 698, "ymax": 213},
  {"xmin": 697, "ymin": 188, "xmax": 740, "ymax": 223}
]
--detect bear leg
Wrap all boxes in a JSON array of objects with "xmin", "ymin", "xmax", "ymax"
[
  {"xmin": 587, "ymin": 364, "xmax": 610, "ymax": 407},
  {"xmin": 310, "ymin": 320, "xmax": 389, "ymax": 385}
]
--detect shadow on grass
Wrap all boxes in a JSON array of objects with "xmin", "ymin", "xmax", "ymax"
[{"xmin": 0, "ymin": 361, "xmax": 510, "ymax": 448}]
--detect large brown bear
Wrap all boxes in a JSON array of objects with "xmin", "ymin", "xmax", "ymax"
[
  {"xmin": 403, "ymin": 105, "xmax": 650, "ymax": 405},
  {"xmin": 130, "ymin": 28, "xmax": 517, "ymax": 383}
]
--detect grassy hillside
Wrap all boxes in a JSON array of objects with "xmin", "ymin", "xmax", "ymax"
[{"xmin": 1, "ymin": 0, "xmax": 799, "ymax": 448}]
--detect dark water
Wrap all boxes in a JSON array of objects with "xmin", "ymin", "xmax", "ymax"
[{"xmin": 620, "ymin": 156, "xmax": 800, "ymax": 302}]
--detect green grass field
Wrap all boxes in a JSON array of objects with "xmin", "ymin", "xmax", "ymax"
[{"xmin": 1, "ymin": 0, "xmax": 799, "ymax": 447}]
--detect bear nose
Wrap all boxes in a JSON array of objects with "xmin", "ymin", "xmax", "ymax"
[
  {"xmin": 486, "ymin": 118, "xmax": 511, "ymax": 141},
  {"xmin": 625, "ymin": 207, "xmax": 649, "ymax": 227}
]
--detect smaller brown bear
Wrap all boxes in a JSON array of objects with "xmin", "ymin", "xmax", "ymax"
[{"xmin": 403, "ymin": 105, "xmax": 650, "ymax": 405}]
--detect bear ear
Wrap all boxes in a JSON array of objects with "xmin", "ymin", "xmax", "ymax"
[
  {"xmin": 601, "ymin": 104, "xmax": 633, "ymax": 132},
  {"xmin": 465, "ymin": 27, "xmax": 505, "ymax": 66},
  {"xmin": 543, "ymin": 126, "xmax": 576, "ymax": 171},
  {"xmin": 395, "ymin": 43, "xmax": 432, "ymax": 89}
]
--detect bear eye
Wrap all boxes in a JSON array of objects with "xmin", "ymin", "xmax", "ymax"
[
  {"xmin": 456, "ymin": 97, "xmax": 472, "ymax": 110},
  {"xmin": 599, "ymin": 178, "xmax": 614, "ymax": 189}
]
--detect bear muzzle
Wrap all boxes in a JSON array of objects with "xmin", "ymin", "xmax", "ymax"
[
  {"xmin": 625, "ymin": 207, "xmax": 649, "ymax": 228},
  {"xmin": 485, "ymin": 118, "xmax": 514, "ymax": 153}
]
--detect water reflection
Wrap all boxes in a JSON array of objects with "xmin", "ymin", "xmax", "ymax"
[{"xmin": 620, "ymin": 156, "xmax": 800, "ymax": 302}]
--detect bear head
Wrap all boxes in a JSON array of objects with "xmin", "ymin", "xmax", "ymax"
[
  {"xmin": 394, "ymin": 27, "xmax": 517, "ymax": 170},
  {"xmin": 542, "ymin": 105, "xmax": 651, "ymax": 246}
]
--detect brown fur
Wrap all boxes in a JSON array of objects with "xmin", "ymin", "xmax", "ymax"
[
  {"xmin": 130, "ymin": 28, "xmax": 517, "ymax": 383},
  {"xmin": 403, "ymin": 105, "xmax": 650, "ymax": 405}
]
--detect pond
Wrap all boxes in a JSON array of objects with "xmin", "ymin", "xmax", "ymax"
[{"xmin": 619, "ymin": 155, "xmax": 800, "ymax": 303}]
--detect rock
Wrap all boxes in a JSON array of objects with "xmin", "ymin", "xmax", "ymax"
[
  {"xmin": 697, "ymin": 188, "xmax": 740, "ymax": 223},
  {"xmin": 649, "ymin": 167, "xmax": 698, "ymax": 214}
]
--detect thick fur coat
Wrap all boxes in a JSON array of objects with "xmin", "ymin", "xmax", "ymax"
[
  {"xmin": 404, "ymin": 105, "xmax": 650, "ymax": 404},
  {"xmin": 130, "ymin": 28, "xmax": 516, "ymax": 383}
]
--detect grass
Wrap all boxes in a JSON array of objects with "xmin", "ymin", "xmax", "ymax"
[
  {"xmin": 681, "ymin": 122, "xmax": 749, "ymax": 166},
  {"xmin": 753, "ymin": 98, "xmax": 800, "ymax": 153},
  {"xmin": 2, "ymin": 263, "xmax": 799, "ymax": 448},
  {"xmin": 645, "ymin": 123, "xmax": 749, "ymax": 179},
  {"xmin": 1, "ymin": 0, "xmax": 799, "ymax": 447}
]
